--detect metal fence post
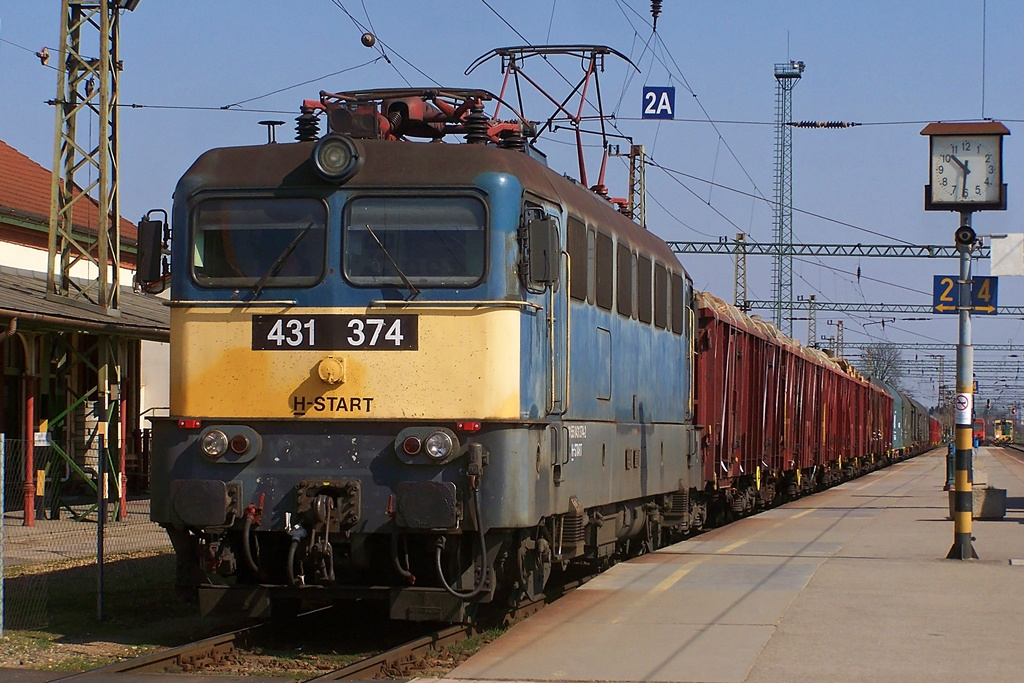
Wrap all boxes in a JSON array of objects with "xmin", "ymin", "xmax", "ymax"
[{"xmin": 97, "ymin": 432, "xmax": 106, "ymax": 621}]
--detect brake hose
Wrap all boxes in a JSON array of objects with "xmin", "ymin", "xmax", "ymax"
[{"xmin": 435, "ymin": 477, "xmax": 491, "ymax": 600}]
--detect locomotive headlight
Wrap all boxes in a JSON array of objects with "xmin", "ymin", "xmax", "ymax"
[
  {"xmin": 424, "ymin": 431, "xmax": 454, "ymax": 460},
  {"xmin": 312, "ymin": 135, "xmax": 360, "ymax": 182},
  {"xmin": 200, "ymin": 429, "xmax": 229, "ymax": 458}
]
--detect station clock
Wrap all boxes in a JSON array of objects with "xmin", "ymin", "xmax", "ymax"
[{"xmin": 922, "ymin": 121, "xmax": 1009, "ymax": 211}]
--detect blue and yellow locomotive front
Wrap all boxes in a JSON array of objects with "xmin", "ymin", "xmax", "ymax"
[{"xmin": 149, "ymin": 96, "xmax": 701, "ymax": 621}]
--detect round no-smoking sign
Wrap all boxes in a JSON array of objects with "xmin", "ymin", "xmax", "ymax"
[{"xmin": 954, "ymin": 393, "xmax": 972, "ymax": 425}]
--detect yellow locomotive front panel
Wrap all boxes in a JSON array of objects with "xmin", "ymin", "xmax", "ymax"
[{"xmin": 171, "ymin": 305, "xmax": 522, "ymax": 420}]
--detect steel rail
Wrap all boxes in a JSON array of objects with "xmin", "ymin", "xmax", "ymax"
[
  {"xmin": 308, "ymin": 574, "xmax": 592, "ymax": 681},
  {"xmin": 57, "ymin": 623, "xmax": 263, "ymax": 679}
]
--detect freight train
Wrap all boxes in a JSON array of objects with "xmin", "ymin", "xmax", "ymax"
[{"xmin": 143, "ymin": 86, "xmax": 939, "ymax": 622}]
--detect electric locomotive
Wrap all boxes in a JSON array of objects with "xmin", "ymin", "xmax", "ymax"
[{"xmin": 146, "ymin": 88, "xmax": 703, "ymax": 621}]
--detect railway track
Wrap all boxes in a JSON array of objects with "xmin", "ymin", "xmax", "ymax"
[
  {"xmin": 307, "ymin": 572, "xmax": 593, "ymax": 680},
  {"xmin": 56, "ymin": 622, "xmax": 266, "ymax": 678},
  {"xmin": 60, "ymin": 453, "xmax": 916, "ymax": 680},
  {"xmin": 61, "ymin": 573, "xmax": 593, "ymax": 680}
]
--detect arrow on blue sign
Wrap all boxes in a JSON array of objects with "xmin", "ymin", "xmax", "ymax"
[{"xmin": 932, "ymin": 275, "xmax": 999, "ymax": 314}]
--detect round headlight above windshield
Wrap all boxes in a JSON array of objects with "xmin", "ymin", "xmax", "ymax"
[{"xmin": 312, "ymin": 135, "xmax": 360, "ymax": 182}]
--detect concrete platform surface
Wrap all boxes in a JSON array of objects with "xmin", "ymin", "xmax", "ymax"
[{"xmin": 429, "ymin": 447, "xmax": 1024, "ymax": 683}]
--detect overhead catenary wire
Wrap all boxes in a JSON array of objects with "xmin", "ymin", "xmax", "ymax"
[{"xmin": 648, "ymin": 160, "xmax": 921, "ymax": 245}]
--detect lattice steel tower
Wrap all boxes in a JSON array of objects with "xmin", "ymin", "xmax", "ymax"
[
  {"xmin": 772, "ymin": 60, "xmax": 804, "ymax": 335},
  {"xmin": 47, "ymin": 0, "xmax": 129, "ymax": 313}
]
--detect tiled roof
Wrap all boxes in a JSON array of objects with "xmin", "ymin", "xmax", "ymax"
[{"xmin": 0, "ymin": 139, "xmax": 138, "ymax": 242}]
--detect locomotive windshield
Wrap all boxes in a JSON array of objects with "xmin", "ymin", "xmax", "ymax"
[
  {"xmin": 191, "ymin": 197, "xmax": 327, "ymax": 288},
  {"xmin": 344, "ymin": 196, "xmax": 486, "ymax": 287}
]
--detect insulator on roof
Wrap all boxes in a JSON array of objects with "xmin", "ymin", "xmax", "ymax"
[
  {"xmin": 295, "ymin": 105, "xmax": 320, "ymax": 142},
  {"xmin": 651, "ymin": 1, "xmax": 663, "ymax": 30},
  {"xmin": 463, "ymin": 102, "xmax": 491, "ymax": 145}
]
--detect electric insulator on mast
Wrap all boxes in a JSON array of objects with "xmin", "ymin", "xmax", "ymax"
[{"xmin": 651, "ymin": 1, "xmax": 662, "ymax": 30}]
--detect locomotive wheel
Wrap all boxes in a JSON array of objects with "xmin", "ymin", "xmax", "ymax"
[
  {"xmin": 514, "ymin": 532, "xmax": 552, "ymax": 602},
  {"xmin": 643, "ymin": 517, "xmax": 663, "ymax": 553}
]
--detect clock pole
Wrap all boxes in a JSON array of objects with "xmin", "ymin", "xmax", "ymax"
[
  {"xmin": 923, "ymin": 120, "xmax": 1009, "ymax": 560},
  {"xmin": 949, "ymin": 211, "xmax": 978, "ymax": 560}
]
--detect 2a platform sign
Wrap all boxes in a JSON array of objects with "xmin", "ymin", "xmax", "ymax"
[
  {"xmin": 642, "ymin": 86, "xmax": 675, "ymax": 119},
  {"xmin": 932, "ymin": 275, "xmax": 998, "ymax": 314}
]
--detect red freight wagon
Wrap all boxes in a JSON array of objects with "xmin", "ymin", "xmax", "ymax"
[{"xmin": 694, "ymin": 292, "xmax": 893, "ymax": 514}]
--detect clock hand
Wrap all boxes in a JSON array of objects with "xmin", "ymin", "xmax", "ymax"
[
  {"xmin": 962, "ymin": 159, "xmax": 971, "ymax": 198},
  {"xmin": 949, "ymin": 155, "xmax": 968, "ymax": 198}
]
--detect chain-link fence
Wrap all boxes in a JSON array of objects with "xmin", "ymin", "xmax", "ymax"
[{"xmin": 1, "ymin": 435, "xmax": 173, "ymax": 633}]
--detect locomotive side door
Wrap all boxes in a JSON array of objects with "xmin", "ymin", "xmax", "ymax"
[{"xmin": 522, "ymin": 203, "xmax": 568, "ymax": 417}]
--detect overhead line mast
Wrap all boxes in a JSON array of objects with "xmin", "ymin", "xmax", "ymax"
[{"xmin": 47, "ymin": 0, "xmax": 132, "ymax": 313}]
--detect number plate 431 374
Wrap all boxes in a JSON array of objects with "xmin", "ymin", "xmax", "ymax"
[{"xmin": 252, "ymin": 315, "xmax": 418, "ymax": 350}]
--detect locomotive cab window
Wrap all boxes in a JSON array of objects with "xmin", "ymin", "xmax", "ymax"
[
  {"xmin": 192, "ymin": 197, "xmax": 327, "ymax": 288},
  {"xmin": 344, "ymin": 196, "xmax": 486, "ymax": 287}
]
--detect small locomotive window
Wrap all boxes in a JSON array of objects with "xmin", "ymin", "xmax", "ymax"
[
  {"xmin": 671, "ymin": 272, "xmax": 684, "ymax": 334},
  {"xmin": 595, "ymin": 232, "xmax": 613, "ymax": 310},
  {"xmin": 568, "ymin": 217, "xmax": 587, "ymax": 301},
  {"xmin": 192, "ymin": 197, "xmax": 326, "ymax": 288},
  {"xmin": 344, "ymin": 196, "xmax": 486, "ymax": 288},
  {"xmin": 654, "ymin": 263, "xmax": 668, "ymax": 329},
  {"xmin": 637, "ymin": 255, "xmax": 652, "ymax": 324},
  {"xmin": 616, "ymin": 243, "xmax": 632, "ymax": 317},
  {"xmin": 586, "ymin": 229, "xmax": 596, "ymax": 305}
]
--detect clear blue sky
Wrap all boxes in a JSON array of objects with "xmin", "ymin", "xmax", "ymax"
[{"xmin": 2, "ymin": 1, "xmax": 1023, "ymax": 406}]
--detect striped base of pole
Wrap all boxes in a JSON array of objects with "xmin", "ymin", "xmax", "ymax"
[
  {"xmin": 947, "ymin": 532, "xmax": 978, "ymax": 559},
  {"xmin": 947, "ymin": 426, "xmax": 977, "ymax": 560}
]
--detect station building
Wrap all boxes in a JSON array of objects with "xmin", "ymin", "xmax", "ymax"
[{"xmin": 0, "ymin": 139, "xmax": 169, "ymax": 516}]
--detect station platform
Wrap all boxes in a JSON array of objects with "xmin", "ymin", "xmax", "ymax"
[{"xmin": 435, "ymin": 447, "xmax": 1024, "ymax": 683}]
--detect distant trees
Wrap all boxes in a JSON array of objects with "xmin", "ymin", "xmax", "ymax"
[{"xmin": 857, "ymin": 342, "xmax": 903, "ymax": 388}]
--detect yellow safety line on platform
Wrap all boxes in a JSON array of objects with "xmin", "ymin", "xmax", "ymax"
[
  {"xmin": 610, "ymin": 565, "xmax": 698, "ymax": 624},
  {"xmin": 716, "ymin": 539, "xmax": 749, "ymax": 553},
  {"xmin": 855, "ymin": 469, "xmax": 898, "ymax": 490},
  {"xmin": 789, "ymin": 508, "xmax": 815, "ymax": 519},
  {"xmin": 652, "ymin": 566, "xmax": 695, "ymax": 593}
]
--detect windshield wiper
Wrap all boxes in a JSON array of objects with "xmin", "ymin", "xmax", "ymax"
[
  {"xmin": 249, "ymin": 222, "xmax": 314, "ymax": 299},
  {"xmin": 364, "ymin": 223, "xmax": 420, "ymax": 300}
]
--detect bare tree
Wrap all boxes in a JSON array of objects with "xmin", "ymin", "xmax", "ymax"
[{"xmin": 857, "ymin": 343, "xmax": 903, "ymax": 387}]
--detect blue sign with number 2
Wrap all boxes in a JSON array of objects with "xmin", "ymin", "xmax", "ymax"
[{"xmin": 642, "ymin": 86, "xmax": 675, "ymax": 120}]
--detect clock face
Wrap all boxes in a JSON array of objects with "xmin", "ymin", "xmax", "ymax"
[{"xmin": 929, "ymin": 135, "xmax": 1002, "ymax": 205}]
